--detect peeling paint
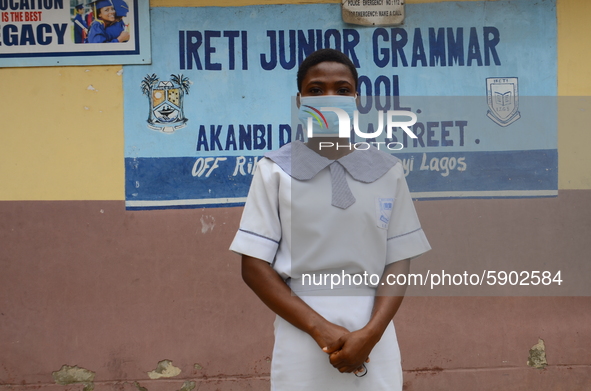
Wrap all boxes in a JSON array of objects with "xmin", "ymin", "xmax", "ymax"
[
  {"xmin": 133, "ymin": 382, "xmax": 148, "ymax": 391},
  {"xmin": 193, "ymin": 363, "xmax": 203, "ymax": 370},
  {"xmin": 200, "ymin": 215, "xmax": 215, "ymax": 233},
  {"xmin": 52, "ymin": 365, "xmax": 95, "ymax": 391},
  {"xmin": 527, "ymin": 338, "xmax": 548, "ymax": 369},
  {"xmin": 87, "ymin": 85, "xmax": 98, "ymax": 92},
  {"xmin": 117, "ymin": 69, "xmax": 124, "ymax": 76},
  {"xmin": 147, "ymin": 360, "xmax": 181, "ymax": 379},
  {"xmin": 134, "ymin": 376, "xmax": 193, "ymax": 391},
  {"xmin": 178, "ymin": 381, "xmax": 196, "ymax": 391}
]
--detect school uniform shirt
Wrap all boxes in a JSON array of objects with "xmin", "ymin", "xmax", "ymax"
[
  {"xmin": 230, "ymin": 140, "xmax": 431, "ymax": 390},
  {"xmin": 230, "ymin": 140, "xmax": 430, "ymax": 284}
]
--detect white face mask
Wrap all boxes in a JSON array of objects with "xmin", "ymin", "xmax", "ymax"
[{"xmin": 297, "ymin": 95, "xmax": 357, "ymax": 138}]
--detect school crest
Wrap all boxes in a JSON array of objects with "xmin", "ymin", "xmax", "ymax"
[
  {"xmin": 141, "ymin": 74, "xmax": 190, "ymax": 133},
  {"xmin": 486, "ymin": 77, "xmax": 521, "ymax": 127}
]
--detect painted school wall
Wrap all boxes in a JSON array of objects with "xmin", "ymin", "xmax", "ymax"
[{"xmin": 0, "ymin": 1, "xmax": 590, "ymax": 391}]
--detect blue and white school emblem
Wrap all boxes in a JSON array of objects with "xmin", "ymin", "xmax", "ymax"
[
  {"xmin": 141, "ymin": 74, "xmax": 191, "ymax": 133},
  {"xmin": 375, "ymin": 197, "xmax": 394, "ymax": 230},
  {"xmin": 486, "ymin": 77, "xmax": 521, "ymax": 127}
]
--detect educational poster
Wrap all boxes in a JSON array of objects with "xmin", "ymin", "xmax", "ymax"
[
  {"xmin": 0, "ymin": 0, "xmax": 150, "ymax": 67},
  {"xmin": 123, "ymin": 0, "xmax": 557, "ymax": 210}
]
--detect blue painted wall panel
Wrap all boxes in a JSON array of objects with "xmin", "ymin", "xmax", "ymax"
[{"xmin": 123, "ymin": 0, "xmax": 557, "ymax": 209}]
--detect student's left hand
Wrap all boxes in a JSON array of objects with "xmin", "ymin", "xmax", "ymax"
[{"xmin": 323, "ymin": 328, "xmax": 377, "ymax": 374}]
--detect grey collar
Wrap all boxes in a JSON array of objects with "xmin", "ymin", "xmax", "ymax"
[
  {"xmin": 264, "ymin": 140, "xmax": 400, "ymax": 182},
  {"xmin": 264, "ymin": 141, "xmax": 400, "ymax": 209}
]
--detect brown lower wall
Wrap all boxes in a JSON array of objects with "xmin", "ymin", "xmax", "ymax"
[{"xmin": 1, "ymin": 190, "xmax": 590, "ymax": 390}]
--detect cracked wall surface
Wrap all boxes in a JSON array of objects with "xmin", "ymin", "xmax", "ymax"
[
  {"xmin": 147, "ymin": 360, "xmax": 181, "ymax": 380},
  {"xmin": 527, "ymin": 339, "xmax": 548, "ymax": 369},
  {"xmin": 52, "ymin": 365, "xmax": 95, "ymax": 391}
]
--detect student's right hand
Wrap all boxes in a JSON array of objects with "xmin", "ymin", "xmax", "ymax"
[{"xmin": 311, "ymin": 321, "xmax": 350, "ymax": 351}]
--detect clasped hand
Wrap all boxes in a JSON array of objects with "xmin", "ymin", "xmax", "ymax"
[{"xmin": 316, "ymin": 324, "xmax": 375, "ymax": 375}]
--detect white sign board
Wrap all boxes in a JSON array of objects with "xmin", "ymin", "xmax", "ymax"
[{"xmin": 341, "ymin": 0, "xmax": 404, "ymax": 26}]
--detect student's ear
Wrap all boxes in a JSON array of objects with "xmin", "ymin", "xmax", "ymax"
[
  {"xmin": 296, "ymin": 92, "xmax": 301, "ymax": 108},
  {"xmin": 355, "ymin": 92, "xmax": 360, "ymax": 108}
]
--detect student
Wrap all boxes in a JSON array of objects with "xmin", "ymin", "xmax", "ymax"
[
  {"xmin": 230, "ymin": 48, "xmax": 431, "ymax": 390},
  {"xmin": 105, "ymin": 0, "xmax": 129, "ymax": 42},
  {"xmin": 86, "ymin": 0, "xmax": 129, "ymax": 43},
  {"xmin": 72, "ymin": 4, "xmax": 88, "ymax": 44}
]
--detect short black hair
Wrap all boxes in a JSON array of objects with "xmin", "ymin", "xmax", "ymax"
[{"xmin": 297, "ymin": 48, "xmax": 358, "ymax": 92}]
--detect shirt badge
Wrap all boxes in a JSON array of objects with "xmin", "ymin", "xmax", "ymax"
[{"xmin": 376, "ymin": 197, "xmax": 394, "ymax": 229}]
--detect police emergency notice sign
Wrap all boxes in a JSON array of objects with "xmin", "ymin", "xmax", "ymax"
[
  {"xmin": 123, "ymin": 0, "xmax": 557, "ymax": 210},
  {"xmin": 0, "ymin": 0, "xmax": 150, "ymax": 67}
]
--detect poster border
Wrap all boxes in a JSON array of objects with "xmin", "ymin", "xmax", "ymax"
[{"xmin": 0, "ymin": 0, "xmax": 151, "ymax": 67}]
